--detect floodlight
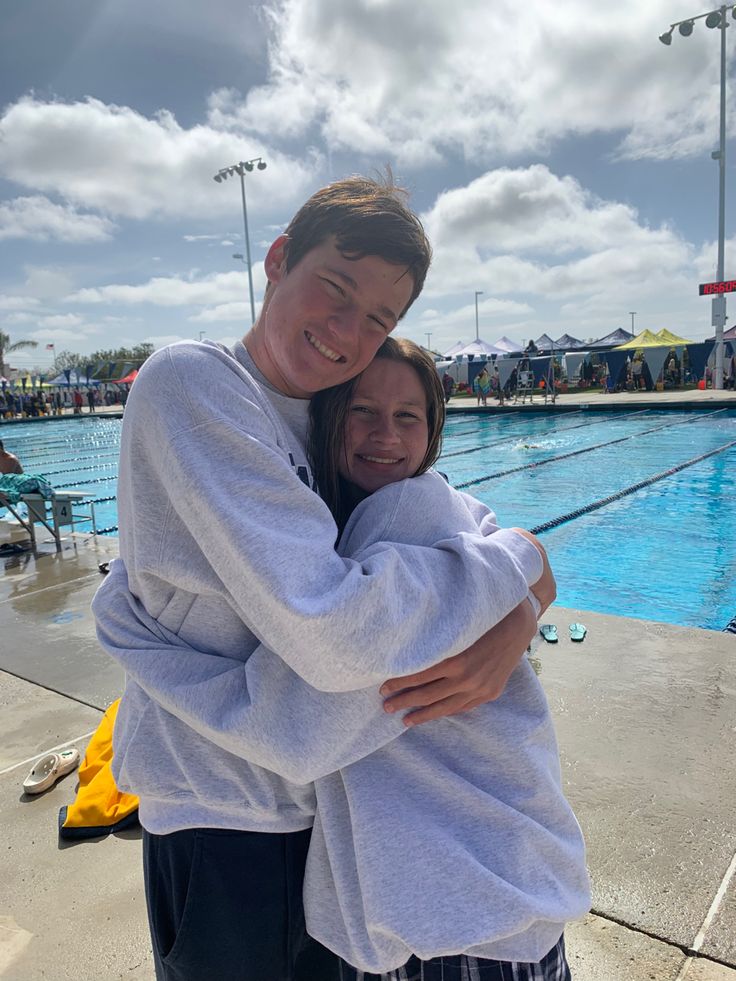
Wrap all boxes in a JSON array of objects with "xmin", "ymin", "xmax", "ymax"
[
  {"xmin": 257, "ymin": 160, "xmax": 267, "ymax": 171},
  {"xmin": 244, "ymin": 161, "xmax": 254, "ymax": 171},
  {"xmin": 213, "ymin": 174, "xmax": 222, "ymax": 183},
  {"xmin": 659, "ymin": 30, "xmax": 673, "ymax": 45},
  {"xmin": 706, "ymin": 10, "xmax": 722, "ymax": 28},
  {"xmin": 679, "ymin": 20, "xmax": 694, "ymax": 36}
]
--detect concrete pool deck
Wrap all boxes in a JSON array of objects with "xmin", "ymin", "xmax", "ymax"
[{"xmin": 0, "ymin": 522, "xmax": 734, "ymax": 981}]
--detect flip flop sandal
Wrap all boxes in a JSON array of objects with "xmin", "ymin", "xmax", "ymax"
[
  {"xmin": 22, "ymin": 747, "xmax": 81, "ymax": 796},
  {"xmin": 539, "ymin": 624, "xmax": 558, "ymax": 643},
  {"xmin": 569, "ymin": 622, "xmax": 587, "ymax": 643}
]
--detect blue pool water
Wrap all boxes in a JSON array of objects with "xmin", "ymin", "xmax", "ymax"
[{"xmin": 3, "ymin": 409, "xmax": 735, "ymax": 631}]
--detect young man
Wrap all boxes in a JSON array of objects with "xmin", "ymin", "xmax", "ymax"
[
  {"xmin": 93, "ymin": 177, "xmax": 552, "ymax": 981},
  {"xmin": 0, "ymin": 440, "xmax": 23, "ymax": 475}
]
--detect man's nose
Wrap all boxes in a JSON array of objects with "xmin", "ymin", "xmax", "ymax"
[{"xmin": 326, "ymin": 306, "xmax": 361, "ymax": 338}]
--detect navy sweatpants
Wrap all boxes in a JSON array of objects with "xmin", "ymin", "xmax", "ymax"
[{"xmin": 142, "ymin": 826, "xmax": 341, "ymax": 981}]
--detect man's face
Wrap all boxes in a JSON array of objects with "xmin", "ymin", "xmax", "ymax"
[{"xmin": 248, "ymin": 236, "xmax": 415, "ymax": 398}]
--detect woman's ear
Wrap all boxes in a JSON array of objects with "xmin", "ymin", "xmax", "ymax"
[{"xmin": 264, "ymin": 235, "xmax": 289, "ymax": 285}]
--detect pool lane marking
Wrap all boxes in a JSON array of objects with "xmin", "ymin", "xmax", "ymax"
[
  {"xmin": 689, "ymin": 849, "xmax": 736, "ymax": 955},
  {"xmin": 443, "ymin": 409, "xmax": 651, "ymax": 460},
  {"xmin": 0, "ymin": 728, "xmax": 99, "ymax": 775},
  {"xmin": 455, "ymin": 408, "xmax": 729, "ymax": 488},
  {"xmin": 529, "ymin": 437, "xmax": 736, "ymax": 535},
  {"xmin": 446, "ymin": 411, "xmax": 584, "ymax": 440}
]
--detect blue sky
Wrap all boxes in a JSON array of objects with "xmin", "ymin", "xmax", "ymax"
[{"xmin": 1, "ymin": 0, "xmax": 735, "ymax": 375}]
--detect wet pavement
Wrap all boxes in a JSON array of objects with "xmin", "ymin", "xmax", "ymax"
[{"xmin": 0, "ymin": 520, "xmax": 734, "ymax": 980}]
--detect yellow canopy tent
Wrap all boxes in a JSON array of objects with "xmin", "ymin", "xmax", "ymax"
[
  {"xmin": 654, "ymin": 328, "xmax": 694, "ymax": 345},
  {"xmin": 614, "ymin": 329, "xmax": 668, "ymax": 350}
]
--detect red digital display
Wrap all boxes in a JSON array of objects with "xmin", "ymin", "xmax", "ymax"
[{"xmin": 699, "ymin": 279, "xmax": 736, "ymax": 295}]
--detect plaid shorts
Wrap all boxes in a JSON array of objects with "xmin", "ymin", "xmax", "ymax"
[{"xmin": 337, "ymin": 934, "xmax": 570, "ymax": 981}]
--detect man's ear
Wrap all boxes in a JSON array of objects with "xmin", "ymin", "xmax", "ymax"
[{"xmin": 264, "ymin": 235, "xmax": 290, "ymax": 285}]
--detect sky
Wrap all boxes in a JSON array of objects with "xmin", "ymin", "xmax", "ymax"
[{"xmin": 1, "ymin": 0, "xmax": 736, "ymax": 375}]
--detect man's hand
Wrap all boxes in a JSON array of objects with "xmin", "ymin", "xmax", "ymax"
[
  {"xmin": 380, "ymin": 598, "xmax": 538, "ymax": 727},
  {"xmin": 511, "ymin": 528, "xmax": 556, "ymax": 614}
]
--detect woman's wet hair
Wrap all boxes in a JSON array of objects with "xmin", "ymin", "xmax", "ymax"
[
  {"xmin": 309, "ymin": 336, "xmax": 445, "ymax": 533},
  {"xmin": 281, "ymin": 176, "xmax": 431, "ymax": 320}
]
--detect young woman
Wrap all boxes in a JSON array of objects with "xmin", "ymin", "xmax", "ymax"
[{"xmin": 304, "ymin": 337, "xmax": 590, "ymax": 981}]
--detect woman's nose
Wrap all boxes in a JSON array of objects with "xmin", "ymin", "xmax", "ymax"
[{"xmin": 370, "ymin": 417, "xmax": 400, "ymax": 443}]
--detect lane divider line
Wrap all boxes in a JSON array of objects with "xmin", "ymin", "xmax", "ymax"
[
  {"xmin": 443, "ymin": 409, "xmax": 650, "ymax": 460},
  {"xmin": 455, "ymin": 408, "xmax": 729, "ymax": 489},
  {"xmin": 529, "ymin": 438, "xmax": 736, "ymax": 535}
]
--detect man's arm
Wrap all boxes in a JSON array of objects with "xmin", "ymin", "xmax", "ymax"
[
  {"xmin": 117, "ymin": 345, "xmax": 544, "ymax": 691},
  {"xmin": 94, "ymin": 480, "xmax": 545, "ymax": 781}
]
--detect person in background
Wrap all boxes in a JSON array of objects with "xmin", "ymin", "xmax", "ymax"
[
  {"xmin": 0, "ymin": 440, "xmax": 23, "ymax": 475},
  {"xmin": 87, "ymin": 388, "xmax": 96, "ymax": 412},
  {"xmin": 441, "ymin": 371, "xmax": 454, "ymax": 403},
  {"xmin": 473, "ymin": 365, "xmax": 491, "ymax": 406}
]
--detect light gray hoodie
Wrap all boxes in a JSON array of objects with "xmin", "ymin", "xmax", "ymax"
[{"xmin": 92, "ymin": 339, "xmax": 543, "ymax": 833}]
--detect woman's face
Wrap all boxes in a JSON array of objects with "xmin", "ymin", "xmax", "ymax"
[{"xmin": 339, "ymin": 359, "xmax": 430, "ymax": 493}]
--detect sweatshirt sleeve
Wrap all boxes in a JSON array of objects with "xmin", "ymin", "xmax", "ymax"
[
  {"xmin": 116, "ymin": 345, "xmax": 542, "ymax": 691},
  {"xmin": 93, "ymin": 568, "xmax": 405, "ymax": 784},
  {"xmin": 94, "ymin": 472, "xmax": 536, "ymax": 782}
]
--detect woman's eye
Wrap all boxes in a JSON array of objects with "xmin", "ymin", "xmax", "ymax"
[{"xmin": 351, "ymin": 405, "xmax": 372, "ymax": 414}]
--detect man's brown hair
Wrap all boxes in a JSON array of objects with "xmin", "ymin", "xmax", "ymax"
[
  {"xmin": 309, "ymin": 336, "xmax": 445, "ymax": 534},
  {"xmin": 282, "ymin": 175, "xmax": 431, "ymax": 319}
]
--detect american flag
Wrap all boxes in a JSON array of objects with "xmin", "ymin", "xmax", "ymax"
[{"xmin": 45, "ymin": 343, "xmax": 55, "ymax": 350}]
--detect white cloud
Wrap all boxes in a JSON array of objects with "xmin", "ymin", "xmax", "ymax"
[
  {"xmin": 39, "ymin": 313, "xmax": 85, "ymax": 328},
  {"xmin": 207, "ymin": 0, "xmax": 728, "ymax": 165},
  {"xmin": 22, "ymin": 267, "xmax": 75, "ymax": 300},
  {"xmin": 0, "ymin": 295, "xmax": 41, "ymax": 312},
  {"xmin": 0, "ymin": 96, "xmax": 322, "ymax": 221},
  {"xmin": 66, "ymin": 266, "xmax": 266, "ymax": 311},
  {"xmin": 189, "ymin": 301, "xmax": 256, "ymax": 323},
  {"xmin": 0, "ymin": 195, "xmax": 115, "ymax": 242},
  {"xmin": 421, "ymin": 166, "xmax": 692, "ymax": 303}
]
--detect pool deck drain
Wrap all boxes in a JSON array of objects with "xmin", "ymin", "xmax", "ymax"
[{"xmin": 0, "ymin": 522, "xmax": 734, "ymax": 981}]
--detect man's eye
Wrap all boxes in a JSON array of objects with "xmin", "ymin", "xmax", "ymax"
[
  {"xmin": 368, "ymin": 315, "xmax": 388, "ymax": 331},
  {"xmin": 322, "ymin": 277, "xmax": 345, "ymax": 297}
]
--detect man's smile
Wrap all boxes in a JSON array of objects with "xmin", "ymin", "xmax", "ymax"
[{"xmin": 305, "ymin": 331, "xmax": 345, "ymax": 363}]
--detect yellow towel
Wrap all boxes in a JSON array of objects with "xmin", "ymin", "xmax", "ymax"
[{"xmin": 58, "ymin": 699, "xmax": 140, "ymax": 840}]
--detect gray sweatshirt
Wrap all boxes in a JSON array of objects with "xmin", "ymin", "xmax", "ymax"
[
  {"xmin": 92, "ymin": 339, "xmax": 543, "ymax": 833},
  {"xmin": 305, "ymin": 477, "xmax": 590, "ymax": 971}
]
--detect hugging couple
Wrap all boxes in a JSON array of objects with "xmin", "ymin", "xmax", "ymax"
[{"xmin": 93, "ymin": 176, "xmax": 590, "ymax": 981}]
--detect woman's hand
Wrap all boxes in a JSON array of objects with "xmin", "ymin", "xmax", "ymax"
[{"xmin": 380, "ymin": 597, "xmax": 538, "ymax": 726}]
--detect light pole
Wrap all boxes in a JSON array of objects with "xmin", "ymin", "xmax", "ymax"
[
  {"xmin": 198, "ymin": 331, "xmax": 206, "ymax": 341},
  {"xmin": 474, "ymin": 291, "xmax": 483, "ymax": 341},
  {"xmin": 213, "ymin": 157, "xmax": 267, "ymax": 325},
  {"xmin": 629, "ymin": 311, "xmax": 637, "ymax": 336},
  {"xmin": 660, "ymin": 6, "xmax": 733, "ymax": 389},
  {"xmin": 425, "ymin": 331, "xmax": 432, "ymax": 351}
]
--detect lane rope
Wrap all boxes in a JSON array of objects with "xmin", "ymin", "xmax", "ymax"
[
  {"xmin": 529, "ymin": 437, "xmax": 736, "ymax": 535},
  {"xmin": 456, "ymin": 408, "xmax": 729, "ymax": 489},
  {"xmin": 443, "ymin": 409, "xmax": 651, "ymax": 460}
]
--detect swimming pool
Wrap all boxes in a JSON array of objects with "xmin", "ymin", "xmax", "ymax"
[{"xmin": 2, "ymin": 409, "xmax": 735, "ymax": 631}]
